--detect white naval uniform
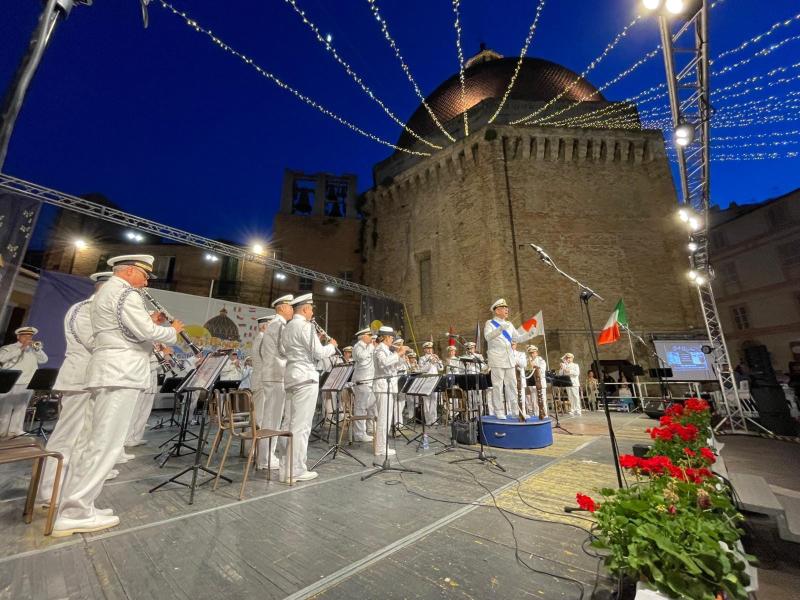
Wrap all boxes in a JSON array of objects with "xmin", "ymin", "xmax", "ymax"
[
  {"xmin": 126, "ymin": 353, "xmax": 160, "ymax": 445},
  {"xmin": 463, "ymin": 352, "xmax": 485, "ymax": 411},
  {"xmin": 528, "ymin": 355, "xmax": 548, "ymax": 416},
  {"xmin": 446, "ymin": 357, "xmax": 464, "ymax": 374},
  {"xmin": 373, "ymin": 342, "xmax": 399, "ymax": 455},
  {"xmin": 38, "ymin": 298, "xmax": 93, "ymax": 501},
  {"xmin": 58, "ymin": 276, "xmax": 177, "ymax": 522},
  {"xmin": 220, "ymin": 360, "xmax": 242, "ymax": 382},
  {"xmin": 238, "ymin": 364, "xmax": 253, "ymax": 390},
  {"xmin": 351, "ymin": 340, "xmax": 376, "ymax": 440},
  {"xmin": 279, "ymin": 314, "xmax": 336, "ymax": 478},
  {"xmin": 484, "ymin": 318, "xmax": 534, "ymax": 419},
  {"xmin": 393, "ymin": 356, "xmax": 408, "ymax": 426},
  {"xmin": 561, "ymin": 362, "xmax": 581, "ymax": 415},
  {"xmin": 261, "ymin": 315, "xmax": 288, "ymax": 467},
  {"xmin": 0, "ymin": 341, "xmax": 48, "ymax": 436},
  {"xmin": 418, "ymin": 353, "xmax": 441, "ymax": 425}
]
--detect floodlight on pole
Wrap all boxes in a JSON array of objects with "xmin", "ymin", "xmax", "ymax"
[
  {"xmin": 688, "ymin": 241, "xmax": 698, "ymax": 252},
  {"xmin": 275, "ymin": 272, "xmax": 287, "ymax": 281},
  {"xmin": 665, "ymin": 0, "xmax": 686, "ymax": 14},
  {"xmin": 325, "ymin": 285, "xmax": 336, "ymax": 293},
  {"xmin": 674, "ymin": 123, "xmax": 694, "ymax": 147},
  {"xmin": 642, "ymin": 0, "xmax": 662, "ymax": 10},
  {"xmin": 74, "ymin": 238, "xmax": 88, "ymax": 250},
  {"xmin": 252, "ymin": 243, "xmax": 265, "ymax": 255},
  {"xmin": 677, "ymin": 208, "xmax": 690, "ymax": 222}
]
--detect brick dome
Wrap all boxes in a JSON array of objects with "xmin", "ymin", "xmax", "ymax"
[{"xmin": 398, "ymin": 55, "xmax": 604, "ymax": 147}]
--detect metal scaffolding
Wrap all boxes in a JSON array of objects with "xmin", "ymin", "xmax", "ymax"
[
  {"xmin": 0, "ymin": 174, "xmax": 400, "ymax": 302},
  {"xmin": 656, "ymin": 1, "xmax": 765, "ymax": 433}
]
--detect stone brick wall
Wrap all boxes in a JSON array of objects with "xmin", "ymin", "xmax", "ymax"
[{"xmin": 363, "ymin": 123, "xmax": 702, "ymax": 370}]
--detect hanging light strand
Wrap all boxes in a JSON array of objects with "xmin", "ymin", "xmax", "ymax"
[
  {"xmin": 511, "ymin": 15, "xmax": 642, "ymax": 125},
  {"xmin": 713, "ymin": 11, "xmax": 800, "ymax": 63},
  {"xmin": 487, "ymin": 0, "xmax": 548, "ymax": 124},
  {"xmin": 714, "ymin": 33, "xmax": 800, "ymax": 78},
  {"xmin": 714, "ymin": 129, "xmax": 800, "ymax": 142},
  {"xmin": 366, "ymin": 0, "xmax": 455, "ymax": 142},
  {"xmin": 283, "ymin": 0, "xmax": 440, "ymax": 150},
  {"xmin": 452, "ymin": 0, "xmax": 469, "ymax": 136},
  {"xmin": 156, "ymin": 1, "xmax": 430, "ymax": 157}
]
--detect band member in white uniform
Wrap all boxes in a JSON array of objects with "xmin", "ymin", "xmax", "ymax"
[
  {"xmin": 526, "ymin": 345, "xmax": 548, "ymax": 416},
  {"xmin": 261, "ymin": 295, "xmax": 293, "ymax": 469},
  {"xmin": 219, "ymin": 350, "xmax": 243, "ymax": 382},
  {"xmin": 37, "ymin": 272, "xmax": 111, "ymax": 503},
  {"xmin": 373, "ymin": 326, "xmax": 407, "ymax": 456},
  {"xmin": 445, "ymin": 345, "xmax": 463, "ymax": 373},
  {"xmin": 351, "ymin": 327, "xmax": 376, "ymax": 443},
  {"xmin": 509, "ymin": 342, "xmax": 528, "ymax": 419},
  {"xmin": 278, "ymin": 294, "xmax": 337, "ymax": 482},
  {"xmin": 418, "ymin": 342, "xmax": 442, "ymax": 425},
  {"xmin": 483, "ymin": 298, "xmax": 535, "ymax": 419},
  {"xmin": 392, "ymin": 337, "xmax": 408, "ymax": 429},
  {"xmin": 560, "ymin": 353, "xmax": 581, "ymax": 416},
  {"xmin": 124, "ymin": 350, "xmax": 161, "ymax": 448},
  {"xmin": 238, "ymin": 356, "xmax": 253, "ymax": 389},
  {"xmin": 0, "ymin": 326, "xmax": 48, "ymax": 437},
  {"xmin": 53, "ymin": 255, "xmax": 181, "ymax": 537},
  {"xmin": 463, "ymin": 341, "xmax": 485, "ymax": 412}
]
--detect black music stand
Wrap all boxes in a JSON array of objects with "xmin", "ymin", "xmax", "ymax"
[
  {"xmin": 24, "ymin": 368, "xmax": 59, "ymax": 440},
  {"xmin": 0, "ymin": 370, "xmax": 21, "ymax": 438},
  {"xmin": 437, "ymin": 360, "xmax": 486, "ymax": 455},
  {"xmin": 361, "ymin": 374, "xmax": 422, "ymax": 481},
  {"xmin": 154, "ymin": 373, "xmax": 201, "ymax": 467},
  {"xmin": 311, "ymin": 364, "xmax": 365, "ymax": 469},
  {"xmin": 151, "ymin": 374, "xmax": 190, "ymax": 430},
  {"xmin": 403, "ymin": 373, "xmax": 448, "ymax": 451},
  {"xmin": 149, "ymin": 353, "xmax": 232, "ymax": 504},
  {"xmin": 310, "ymin": 370, "xmax": 334, "ymax": 443},
  {"xmin": 391, "ymin": 373, "xmax": 414, "ymax": 442},
  {"xmin": 546, "ymin": 371, "xmax": 574, "ymax": 435}
]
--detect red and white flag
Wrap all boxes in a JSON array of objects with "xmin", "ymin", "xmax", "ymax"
[{"xmin": 520, "ymin": 310, "xmax": 544, "ymax": 337}]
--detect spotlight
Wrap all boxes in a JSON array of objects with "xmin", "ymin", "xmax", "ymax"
[
  {"xmin": 678, "ymin": 208, "xmax": 690, "ymax": 222},
  {"xmin": 665, "ymin": 0, "xmax": 685, "ymax": 14},
  {"xmin": 74, "ymin": 239, "xmax": 88, "ymax": 250},
  {"xmin": 125, "ymin": 231, "xmax": 144, "ymax": 242},
  {"xmin": 694, "ymin": 274, "xmax": 707, "ymax": 285},
  {"xmin": 688, "ymin": 216, "xmax": 701, "ymax": 231},
  {"xmin": 642, "ymin": 0, "xmax": 662, "ymax": 9},
  {"xmin": 204, "ymin": 253, "xmax": 219, "ymax": 262},
  {"xmin": 687, "ymin": 241, "xmax": 698, "ymax": 252},
  {"xmin": 252, "ymin": 243, "xmax": 265, "ymax": 255},
  {"xmin": 687, "ymin": 270, "xmax": 698, "ymax": 281},
  {"xmin": 275, "ymin": 272, "xmax": 286, "ymax": 281},
  {"xmin": 325, "ymin": 286, "xmax": 336, "ymax": 293},
  {"xmin": 674, "ymin": 123, "xmax": 694, "ymax": 147}
]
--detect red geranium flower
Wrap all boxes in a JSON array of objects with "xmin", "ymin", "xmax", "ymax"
[
  {"xmin": 619, "ymin": 454, "xmax": 640, "ymax": 469},
  {"xmin": 700, "ymin": 447, "xmax": 716, "ymax": 464},
  {"xmin": 685, "ymin": 398, "xmax": 710, "ymax": 413},
  {"xmin": 665, "ymin": 403, "xmax": 684, "ymax": 417},
  {"xmin": 683, "ymin": 447, "xmax": 696, "ymax": 458},
  {"xmin": 659, "ymin": 415, "xmax": 674, "ymax": 426},
  {"xmin": 576, "ymin": 493, "xmax": 597, "ymax": 513}
]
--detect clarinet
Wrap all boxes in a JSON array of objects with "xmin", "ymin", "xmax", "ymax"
[
  {"xmin": 311, "ymin": 318, "xmax": 343, "ymax": 358},
  {"xmin": 139, "ymin": 288, "xmax": 202, "ymax": 355}
]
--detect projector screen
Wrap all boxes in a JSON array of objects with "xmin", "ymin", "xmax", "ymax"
[{"xmin": 653, "ymin": 340, "xmax": 716, "ymax": 382}]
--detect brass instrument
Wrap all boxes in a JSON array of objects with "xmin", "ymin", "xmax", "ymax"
[
  {"xmin": 311, "ymin": 318, "xmax": 343, "ymax": 357},
  {"xmin": 32, "ymin": 341, "xmax": 43, "ymax": 351},
  {"xmin": 139, "ymin": 288, "xmax": 202, "ymax": 355}
]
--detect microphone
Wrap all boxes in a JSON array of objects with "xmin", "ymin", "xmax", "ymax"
[
  {"xmin": 442, "ymin": 332, "xmax": 464, "ymax": 339},
  {"xmin": 564, "ymin": 506, "xmax": 581, "ymax": 513}
]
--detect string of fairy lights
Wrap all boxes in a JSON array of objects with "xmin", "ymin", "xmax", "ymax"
[
  {"xmin": 487, "ymin": 0, "xmax": 548, "ymax": 124},
  {"xmin": 452, "ymin": 0, "xmax": 469, "ymax": 137},
  {"xmin": 282, "ymin": 0, "xmax": 440, "ymax": 150},
  {"xmin": 366, "ymin": 0, "xmax": 455, "ymax": 142},
  {"xmin": 155, "ymin": 1, "xmax": 430, "ymax": 157}
]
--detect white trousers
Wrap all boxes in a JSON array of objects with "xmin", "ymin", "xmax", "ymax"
[
  {"xmin": 567, "ymin": 386, "xmax": 582, "ymax": 415},
  {"xmin": 126, "ymin": 373, "xmax": 159, "ymax": 444},
  {"xmin": 278, "ymin": 383, "xmax": 317, "ymax": 477},
  {"xmin": 423, "ymin": 393, "xmax": 438, "ymax": 425},
  {"xmin": 37, "ymin": 391, "xmax": 91, "ymax": 502},
  {"xmin": 394, "ymin": 393, "xmax": 406, "ymax": 426},
  {"xmin": 353, "ymin": 384, "xmax": 375, "ymax": 438},
  {"xmin": 373, "ymin": 387, "xmax": 392, "ymax": 455},
  {"xmin": 261, "ymin": 382, "xmax": 285, "ymax": 466},
  {"xmin": 0, "ymin": 385, "xmax": 33, "ymax": 436},
  {"xmin": 490, "ymin": 368, "xmax": 517, "ymax": 419},
  {"xmin": 58, "ymin": 387, "xmax": 139, "ymax": 520}
]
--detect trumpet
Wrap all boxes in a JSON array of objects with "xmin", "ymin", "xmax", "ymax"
[
  {"xmin": 311, "ymin": 319, "xmax": 342, "ymax": 357},
  {"xmin": 32, "ymin": 341, "xmax": 43, "ymax": 351},
  {"xmin": 139, "ymin": 288, "xmax": 202, "ymax": 355}
]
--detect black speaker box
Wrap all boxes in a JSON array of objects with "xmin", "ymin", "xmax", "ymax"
[
  {"xmin": 452, "ymin": 419, "xmax": 478, "ymax": 445},
  {"xmin": 751, "ymin": 387, "xmax": 797, "ymax": 436}
]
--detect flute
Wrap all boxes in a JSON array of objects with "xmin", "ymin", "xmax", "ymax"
[
  {"xmin": 139, "ymin": 289, "xmax": 202, "ymax": 355},
  {"xmin": 310, "ymin": 318, "xmax": 343, "ymax": 357}
]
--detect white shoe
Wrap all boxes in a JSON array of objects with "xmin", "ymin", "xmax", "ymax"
[
  {"xmin": 95, "ymin": 507, "xmax": 114, "ymax": 517},
  {"xmin": 294, "ymin": 471, "xmax": 319, "ymax": 482},
  {"xmin": 125, "ymin": 439, "xmax": 147, "ymax": 447},
  {"xmin": 375, "ymin": 448, "xmax": 396, "ymax": 457},
  {"xmin": 51, "ymin": 514, "xmax": 120, "ymax": 538},
  {"xmin": 354, "ymin": 434, "xmax": 374, "ymax": 442},
  {"xmin": 105, "ymin": 469, "xmax": 119, "ymax": 481}
]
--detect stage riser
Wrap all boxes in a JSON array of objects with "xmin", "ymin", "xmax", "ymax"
[{"xmin": 479, "ymin": 417, "xmax": 554, "ymax": 449}]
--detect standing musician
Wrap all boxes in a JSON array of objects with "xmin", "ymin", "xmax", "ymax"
[
  {"xmin": 526, "ymin": 345, "xmax": 548, "ymax": 417},
  {"xmin": 124, "ymin": 346, "xmax": 162, "ymax": 449},
  {"xmin": 373, "ymin": 326, "xmax": 407, "ymax": 457},
  {"xmin": 0, "ymin": 325, "xmax": 48, "ymax": 437},
  {"xmin": 510, "ymin": 342, "xmax": 528, "ymax": 419},
  {"xmin": 54, "ymin": 255, "xmax": 182, "ymax": 537},
  {"xmin": 351, "ymin": 327, "xmax": 376, "ymax": 443},
  {"xmin": 418, "ymin": 341, "xmax": 443, "ymax": 425},
  {"xmin": 560, "ymin": 353, "xmax": 582, "ymax": 416},
  {"xmin": 278, "ymin": 294, "xmax": 337, "ymax": 482},
  {"xmin": 445, "ymin": 345, "xmax": 463, "ymax": 373},
  {"xmin": 238, "ymin": 356, "xmax": 254, "ymax": 390},
  {"xmin": 484, "ymin": 298, "xmax": 536, "ymax": 419},
  {"xmin": 392, "ymin": 337, "xmax": 410, "ymax": 430},
  {"xmin": 260, "ymin": 295, "xmax": 293, "ymax": 469},
  {"xmin": 37, "ymin": 272, "xmax": 111, "ymax": 504},
  {"xmin": 462, "ymin": 341, "xmax": 485, "ymax": 412}
]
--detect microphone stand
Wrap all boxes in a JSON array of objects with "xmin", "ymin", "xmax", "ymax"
[
  {"xmin": 527, "ymin": 244, "xmax": 624, "ymax": 489},
  {"xmin": 435, "ymin": 336, "xmax": 480, "ymax": 456}
]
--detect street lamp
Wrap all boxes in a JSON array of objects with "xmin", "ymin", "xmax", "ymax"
[{"xmin": 73, "ymin": 238, "xmax": 88, "ymax": 250}]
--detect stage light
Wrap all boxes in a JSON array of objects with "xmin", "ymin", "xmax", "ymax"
[
  {"xmin": 694, "ymin": 274, "xmax": 707, "ymax": 285},
  {"xmin": 674, "ymin": 123, "xmax": 694, "ymax": 147},
  {"xmin": 275, "ymin": 272, "xmax": 287, "ymax": 281},
  {"xmin": 665, "ymin": 0, "xmax": 685, "ymax": 14},
  {"xmin": 678, "ymin": 208, "xmax": 690, "ymax": 222},
  {"xmin": 204, "ymin": 253, "xmax": 219, "ymax": 262},
  {"xmin": 252, "ymin": 243, "xmax": 265, "ymax": 255},
  {"xmin": 687, "ymin": 270, "xmax": 698, "ymax": 281},
  {"xmin": 125, "ymin": 231, "xmax": 144, "ymax": 242},
  {"xmin": 688, "ymin": 216, "xmax": 702, "ymax": 231},
  {"xmin": 325, "ymin": 286, "xmax": 336, "ymax": 293},
  {"xmin": 688, "ymin": 241, "xmax": 699, "ymax": 252},
  {"xmin": 642, "ymin": 0, "xmax": 662, "ymax": 10},
  {"xmin": 74, "ymin": 239, "xmax": 88, "ymax": 250}
]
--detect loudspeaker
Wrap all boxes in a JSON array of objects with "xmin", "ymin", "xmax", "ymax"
[
  {"xmin": 452, "ymin": 419, "xmax": 477, "ymax": 445},
  {"xmin": 745, "ymin": 345, "xmax": 778, "ymax": 387},
  {"xmin": 750, "ymin": 387, "xmax": 796, "ymax": 436}
]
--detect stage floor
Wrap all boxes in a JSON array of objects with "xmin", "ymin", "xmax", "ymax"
[{"xmin": 0, "ymin": 410, "xmax": 795, "ymax": 599}]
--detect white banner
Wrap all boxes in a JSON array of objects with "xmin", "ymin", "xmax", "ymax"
[{"xmin": 147, "ymin": 288, "xmax": 273, "ymax": 358}]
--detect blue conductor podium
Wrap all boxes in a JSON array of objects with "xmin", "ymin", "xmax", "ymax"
[{"xmin": 479, "ymin": 416, "xmax": 554, "ymax": 449}]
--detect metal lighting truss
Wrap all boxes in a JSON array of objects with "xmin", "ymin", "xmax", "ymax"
[
  {"xmin": 656, "ymin": 1, "xmax": 766, "ymax": 433},
  {"xmin": 0, "ymin": 174, "xmax": 400, "ymax": 301}
]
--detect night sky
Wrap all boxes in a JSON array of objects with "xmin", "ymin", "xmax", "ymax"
[{"xmin": 3, "ymin": 0, "xmax": 799, "ymax": 245}]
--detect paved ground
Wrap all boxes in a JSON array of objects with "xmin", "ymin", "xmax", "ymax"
[{"xmin": 1, "ymin": 408, "xmax": 797, "ymax": 599}]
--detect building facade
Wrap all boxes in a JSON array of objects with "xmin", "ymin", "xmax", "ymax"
[{"xmin": 709, "ymin": 189, "xmax": 800, "ymax": 375}]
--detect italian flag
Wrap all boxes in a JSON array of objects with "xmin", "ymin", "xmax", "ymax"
[{"xmin": 598, "ymin": 299, "xmax": 628, "ymax": 346}]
